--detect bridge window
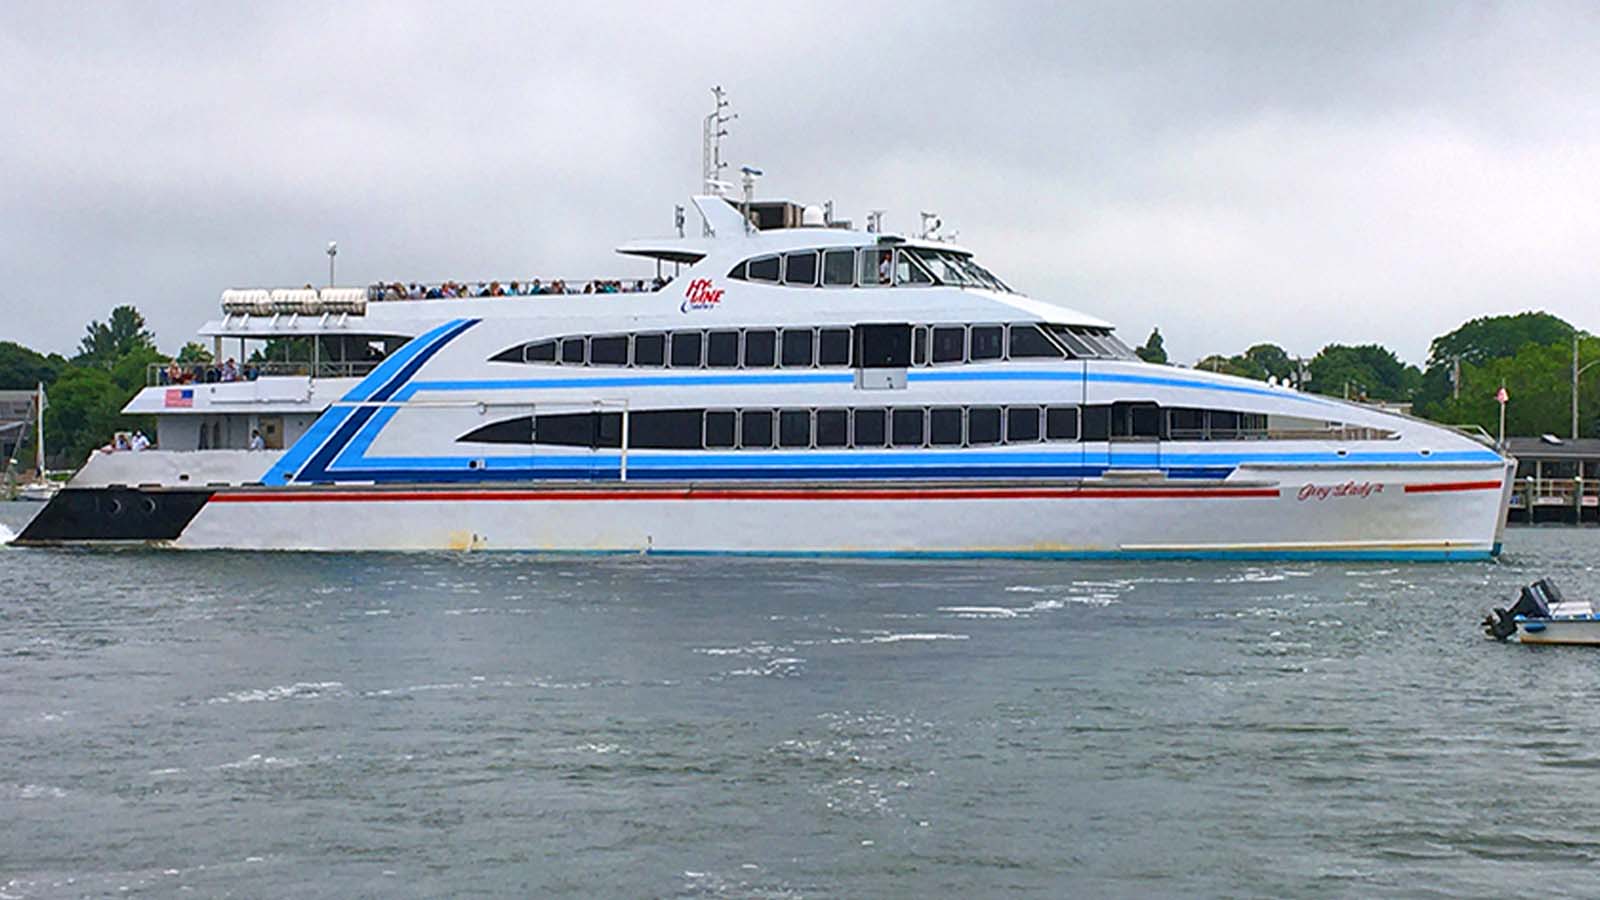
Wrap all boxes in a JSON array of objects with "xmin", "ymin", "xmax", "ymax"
[
  {"xmin": 783, "ymin": 252, "xmax": 818, "ymax": 286},
  {"xmin": 970, "ymin": 326, "xmax": 1003, "ymax": 361},
  {"xmin": 670, "ymin": 331, "xmax": 702, "ymax": 368},
  {"xmin": 706, "ymin": 331, "xmax": 739, "ymax": 368},
  {"xmin": 895, "ymin": 250, "xmax": 934, "ymax": 285},
  {"xmin": 822, "ymin": 249, "xmax": 855, "ymax": 286},
  {"xmin": 860, "ymin": 248, "xmax": 893, "ymax": 286},
  {"xmin": 743, "ymin": 329, "xmax": 776, "ymax": 367},
  {"xmin": 1007, "ymin": 324, "xmax": 1063, "ymax": 359},
  {"xmin": 931, "ymin": 326, "xmax": 965, "ymax": 364}
]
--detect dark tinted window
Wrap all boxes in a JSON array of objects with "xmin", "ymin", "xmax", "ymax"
[
  {"xmin": 816, "ymin": 409, "xmax": 848, "ymax": 447},
  {"xmin": 740, "ymin": 410, "xmax": 773, "ymax": 448},
  {"xmin": 968, "ymin": 407, "xmax": 1001, "ymax": 445},
  {"xmin": 818, "ymin": 328, "xmax": 851, "ymax": 366},
  {"xmin": 589, "ymin": 335, "xmax": 627, "ymax": 366},
  {"xmin": 534, "ymin": 413, "xmax": 599, "ymax": 448},
  {"xmin": 822, "ymin": 249, "xmax": 855, "ymax": 286},
  {"xmin": 1081, "ymin": 405, "xmax": 1110, "ymax": 441},
  {"xmin": 1126, "ymin": 403, "xmax": 1162, "ymax": 438},
  {"xmin": 779, "ymin": 410, "xmax": 811, "ymax": 448},
  {"xmin": 1006, "ymin": 406, "xmax": 1041, "ymax": 443},
  {"xmin": 1047, "ymin": 407, "xmax": 1079, "ymax": 441},
  {"xmin": 560, "ymin": 338, "xmax": 585, "ymax": 365},
  {"xmin": 748, "ymin": 256, "xmax": 780, "ymax": 282},
  {"xmin": 743, "ymin": 330, "xmax": 776, "ymax": 367},
  {"xmin": 705, "ymin": 410, "xmax": 736, "ymax": 448},
  {"xmin": 1051, "ymin": 326, "xmax": 1096, "ymax": 358},
  {"xmin": 727, "ymin": 261, "xmax": 747, "ymax": 280},
  {"xmin": 912, "ymin": 326, "xmax": 928, "ymax": 366},
  {"xmin": 1168, "ymin": 408, "xmax": 1205, "ymax": 438},
  {"xmin": 781, "ymin": 329, "xmax": 814, "ymax": 367},
  {"xmin": 970, "ymin": 326, "xmax": 1003, "ymax": 361},
  {"xmin": 930, "ymin": 407, "xmax": 963, "ymax": 445},
  {"xmin": 932, "ymin": 326, "xmax": 965, "ymax": 363},
  {"xmin": 630, "ymin": 410, "xmax": 705, "ymax": 450},
  {"xmin": 460, "ymin": 417, "xmax": 533, "ymax": 444},
  {"xmin": 783, "ymin": 252, "xmax": 818, "ymax": 286},
  {"xmin": 525, "ymin": 340, "xmax": 556, "ymax": 363},
  {"xmin": 853, "ymin": 409, "xmax": 886, "ymax": 447},
  {"xmin": 633, "ymin": 333, "xmax": 665, "ymax": 366},
  {"xmin": 670, "ymin": 331, "xmax": 702, "ymax": 368},
  {"xmin": 891, "ymin": 408, "xmax": 926, "ymax": 447},
  {"xmin": 706, "ymin": 331, "xmax": 739, "ymax": 368},
  {"xmin": 1008, "ymin": 324, "xmax": 1062, "ymax": 358},
  {"xmin": 857, "ymin": 324, "xmax": 911, "ymax": 368},
  {"xmin": 1210, "ymin": 410, "xmax": 1241, "ymax": 439}
]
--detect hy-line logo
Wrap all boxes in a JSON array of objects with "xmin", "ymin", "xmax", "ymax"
[{"xmin": 680, "ymin": 278, "xmax": 724, "ymax": 313}]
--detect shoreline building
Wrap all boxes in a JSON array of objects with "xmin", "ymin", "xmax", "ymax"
[{"xmin": 1506, "ymin": 436, "xmax": 1600, "ymax": 524}]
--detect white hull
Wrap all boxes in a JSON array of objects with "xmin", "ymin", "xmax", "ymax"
[
  {"xmin": 16, "ymin": 483, "xmax": 59, "ymax": 502},
  {"xmin": 160, "ymin": 464, "xmax": 1506, "ymax": 558}
]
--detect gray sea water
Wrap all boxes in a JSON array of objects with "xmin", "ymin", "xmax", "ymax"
[{"xmin": 3, "ymin": 502, "xmax": 1600, "ymax": 898}]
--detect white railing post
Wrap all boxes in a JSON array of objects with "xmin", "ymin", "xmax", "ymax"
[{"xmin": 619, "ymin": 400, "xmax": 630, "ymax": 482}]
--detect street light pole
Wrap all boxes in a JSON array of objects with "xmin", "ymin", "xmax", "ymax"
[{"xmin": 326, "ymin": 241, "xmax": 338, "ymax": 288}]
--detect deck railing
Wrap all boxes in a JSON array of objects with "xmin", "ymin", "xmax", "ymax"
[{"xmin": 147, "ymin": 360, "xmax": 382, "ymax": 386}]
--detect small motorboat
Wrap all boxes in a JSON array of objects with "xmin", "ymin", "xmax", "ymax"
[
  {"xmin": 1483, "ymin": 578, "xmax": 1600, "ymax": 645},
  {"xmin": 16, "ymin": 480, "xmax": 60, "ymax": 502}
]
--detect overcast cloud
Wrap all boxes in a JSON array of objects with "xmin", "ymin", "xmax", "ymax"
[{"xmin": 2, "ymin": 1, "xmax": 1597, "ymax": 364}]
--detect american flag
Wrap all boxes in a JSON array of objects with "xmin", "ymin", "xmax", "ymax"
[{"xmin": 164, "ymin": 388, "xmax": 194, "ymax": 408}]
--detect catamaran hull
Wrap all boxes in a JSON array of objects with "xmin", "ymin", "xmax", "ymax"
[{"xmin": 13, "ymin": 466, "xmax": 1508, "ymax": 558}]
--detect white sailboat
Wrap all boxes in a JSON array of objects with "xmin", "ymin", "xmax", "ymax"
[{"xmin": 17, "ymin": 383, "xmax": 58, "ymax": 502}]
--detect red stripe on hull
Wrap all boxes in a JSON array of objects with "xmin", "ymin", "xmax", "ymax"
[
  {"xmin": 1403, "ymin": 480, "xmax": 1504, "ymax": 494},
  {"xmin": 210, "ymin": 486, "xmax": 1283, "ymax": 503}
]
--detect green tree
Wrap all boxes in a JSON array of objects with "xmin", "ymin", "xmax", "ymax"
[
  {"xmin": 176, "ymin": 342, "xmax": 214, "ymax": 365},
  {"xmin": 1136, "ymin": 328, "xmax": 1168, "ymax": 364},
  {"xmin": 0, "ymin": 341, "xmax": 67, "ymax": 389},
  {"xmin": 40, "ymin": 367, "xmax": 128, "ymax": 466},
  {"xmin": 1416, "ymin": 312, "xmax": 1574, "ymax": 418},
  {"xmin": 1306, "ymin": 344, "xmax": 1421, "ymax": 402},
  {"xmin": 1244, "ymin": 344, "xmax": 1293, "ymax": 381},
  {"xmin": 1427, "ymin": 335, "xmax": 1600, "ymax": 438},
  {"xmin": 75, "ymin": 305, "xmax": 156, "ymax": 369},
  {"xmin": 1195, "ymin": 353, "xmax": 1267, "ymax": 380}
]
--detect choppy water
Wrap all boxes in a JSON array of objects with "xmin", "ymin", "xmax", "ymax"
[{"xmin": 4, "ymin": 502, "xmax": 1600, "ymax": 898}]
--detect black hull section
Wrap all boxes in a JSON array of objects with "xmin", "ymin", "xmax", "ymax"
[{"xmin": 13, "ymin": 488, "xmax": 213, "ymax": 544}]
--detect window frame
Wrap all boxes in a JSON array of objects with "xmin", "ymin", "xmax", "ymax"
[{"xmin": 821, "ymin": 248, "xmax": 856, "ymax": 287}]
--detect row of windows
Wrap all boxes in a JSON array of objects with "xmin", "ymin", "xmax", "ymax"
[
  {"xmin": 491, "ymin": 322, "xmax": 1138, "ymax": 368},
  {"xmin": 727, "ymin": 244, "xmax": 1014, "ymax": 293},
  {"xmin": 459, "ymin": 404, "xmax": 1272, "ymax": 451}
]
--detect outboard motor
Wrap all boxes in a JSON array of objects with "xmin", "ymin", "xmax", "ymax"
[{"xmin": 1483, "ymin": 581, "xmax": 1555, "ymax": 641}]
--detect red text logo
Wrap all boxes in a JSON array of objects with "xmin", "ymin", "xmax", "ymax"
[{"xmin": 681, "ymin": 278, "xmax": 724, "ymax": 312}]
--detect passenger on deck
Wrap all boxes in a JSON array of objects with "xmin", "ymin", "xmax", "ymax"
[
  {"xmin": 221, "ymin": 358, "xmax": 239, "ymax": 382},
  {"xmin": 248, "ymin": 429, "xmax": 265, "ymax": 451},
  {"xmin": 131, "ymin": 430, "xmax": 150, "ymax": 452},
  {"xmin": 488, "ymin": 281, "xmax": 505, "ymax": 297},
  {"xmin": 163, "ymin": 362, "xmax": 183, "ymax": 385}
]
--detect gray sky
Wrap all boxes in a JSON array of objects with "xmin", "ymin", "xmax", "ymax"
[{"xmin": 3, "ymin": 1, "xmax": 1597, "ymax": 365}]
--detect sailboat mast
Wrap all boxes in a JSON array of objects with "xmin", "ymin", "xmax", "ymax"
[{"xmin": 35, "ymin": 382, "xmax": 44, "ymax": 477}]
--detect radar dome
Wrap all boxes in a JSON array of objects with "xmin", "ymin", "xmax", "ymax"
[{"xmin": 801, "ymin": 205, "xmax": 826, "ymax": 227}]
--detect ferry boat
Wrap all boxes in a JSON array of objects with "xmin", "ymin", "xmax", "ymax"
[{"xmin": 11, "ymin": 111, "xmax": 1515, "ymax": 557}]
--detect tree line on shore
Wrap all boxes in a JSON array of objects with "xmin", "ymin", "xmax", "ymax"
[{"xmin": 2, "ymin": 305, "xmax": 1595, "ymax": 471}]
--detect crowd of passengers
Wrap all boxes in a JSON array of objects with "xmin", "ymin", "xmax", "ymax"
[
  {"xmin": 158, "ymin": 359, "xmax": 258, "ymax": 385},
  {"xmin": 375, "ymin": 277, "xmax": 668, "ymax": 301}
]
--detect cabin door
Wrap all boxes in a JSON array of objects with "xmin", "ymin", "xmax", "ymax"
[
  {"xmin": 1107, "ymin": 402, "xmax": 1161, "ymax": 471},
  {"xmin": 258, "ymin": 416, "xmax": 285, "ymax": 450}
]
